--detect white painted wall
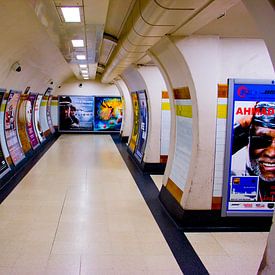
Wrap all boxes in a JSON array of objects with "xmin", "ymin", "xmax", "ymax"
[
  {"xmin": 115, "ymin": 79, "xmax": 132, "ymax": 138},
  {"xmin": 54, "ymin": 78, "xmax": 120, "ymax": 96},
  {"xmin": 220, "ymin": 38, "xmax": 275, "ymax": 81}
]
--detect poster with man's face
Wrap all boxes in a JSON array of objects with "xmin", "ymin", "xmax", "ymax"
[
  {"xmin": 59, "ymin": 96, "xmax": 94, "ymax": 132},
  {"xmin": 223, "ymin": 79, "xmax": 275, "ymax": 216}
]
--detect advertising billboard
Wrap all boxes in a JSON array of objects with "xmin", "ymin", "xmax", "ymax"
[
  {"xmin": 222, "ymin": 79, "xmax": 275, "ymax": 216},
  {"xmin": 59, "ymin": 96, "xmax": 94, "ymax": 132},
  {"xmin": 0, "ymin": 90, "xmax": 10, "ymax": 177},
  {"xmin": 27, "ymin": 93, "xmax": 40, "ymax": 149},
  {"xmin": 129, "ymin": 92, "xmax": 139, "ymax": 152},
  {"xmin": 34, "ymin": 95, "xmax": 45, "ymax": 142},
  {"xmin": 17, "ymin": 94, "xmax": 32, "ymax": 154},
  {"xmin": 134, "ymin": 91, "xmax": 148, "ymax": 162},
  {"xmin": 94, "ymin": 97, "xmax": 123, "ymax": 131},
  {"xmin": 40, "ymin": 96, "xmax": 50, "ymax": 137},
  {"xmin": 4, "ymin": 91, "xmax": 25, "ymax": 165}
]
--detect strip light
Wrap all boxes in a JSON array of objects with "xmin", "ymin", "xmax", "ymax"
[
  {"xmin": 61, "ymin": 7, "xmax": 81, "ymax": 23},
  {"xmin": 76, "ymin": 55, "xmax": 86, "ymax": 60},
  {"xmin": 72, "ymin": 39, "xmax": 84, "ymax": 47}
]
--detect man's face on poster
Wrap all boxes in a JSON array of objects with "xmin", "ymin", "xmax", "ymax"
[{"xmin": 249, "ymin": 125, "xmax": 275, "ymax": 182}]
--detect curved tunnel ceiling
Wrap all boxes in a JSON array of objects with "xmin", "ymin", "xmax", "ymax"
[{"xmin": 27, "ymin": 0, "xmax": 264, "ymax": 84}]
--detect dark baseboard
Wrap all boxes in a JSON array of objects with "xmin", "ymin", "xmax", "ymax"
[
  {"xmin": 0, "ymin": 132, "xmax": 60, "ymax": 204},
  {"xmin": 120, "ymin": 135, "xmax": 129, "ymax": 143},
  {"xmin": 159, "ymin": 185, "xmax": 272, "ymax": 232},
  {"xmin": 126, "ymin": 147, "xmax": 166, "ymax": 174}
]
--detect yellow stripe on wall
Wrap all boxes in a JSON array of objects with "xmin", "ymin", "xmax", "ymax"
[
  {"xmin": 166, "ymin": 178, "xmax": 183, "ymax": 203},
  {"xmin": 162, "ymin": 102, "xmax": 170, "ymax": 110},
  {"xmin": 176, "ymin": 105, "xmax": 192, "ymax": 118},
  {"xmin": 217, "ymin": 104, "xmax": 227, "ymax": 119},
  {"xmin": 51, "ymin": 101, "xmax": 58, "ymax": 106},
  {"xmin": 0, "ymin": 103, "xmax": 6, "ymax": 112},
  {"xmin": 41, "ymin": 100, "xmax": 47, "ymax": 106}
]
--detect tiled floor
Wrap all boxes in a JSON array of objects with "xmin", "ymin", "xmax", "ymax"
[
  {"xmin": 150, "ymin": 176, "xmax": 269, "ymax": 275},
  {"xmin": 0, "ymin": 135, "xmax": 181, "ymax": 274},
  {"xmin": 185, "ymin": 232, "xmax": 267, "ymax": 275},
  {"xmin": 0, "ymin": 135, "xmax": 270, "ymax": 274}
]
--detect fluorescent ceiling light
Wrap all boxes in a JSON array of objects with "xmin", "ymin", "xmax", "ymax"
[
  {"xmin": 81, "ymin": 70, "xmax": 88, "ymax": 74},
  {"xmin": 83, "ymin": 77, "xmax": 89, "ymax": 80},
  {"xmin": 72, "ymin": 39, "xmax": 84, "ymax": 47},
  {"xmin": 79, "ymin": 64, "xmax": 87, "ymax": 68},
  {"xmin": 61, "ymin": 7, "xmax": 81, "ymax": 23},
  {"xmin": 82, "ymin": 74, "xmax": 89, "ymax": 78},
  {"xmin": 76, "ymin": 55, "xmax": 86, "ymax": 60}
]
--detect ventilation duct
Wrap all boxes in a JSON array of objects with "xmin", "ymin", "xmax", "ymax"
[
  {"xmin": 102, "ymin": 0, "xmax": 240, "ymax": 83},
  {"xmin": 101, "ymin": 0, "xmax": 200, "ymax": 83}
]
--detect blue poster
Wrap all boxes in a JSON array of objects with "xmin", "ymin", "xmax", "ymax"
[
  {"xmin": 134, "ymin": 90, "xmax": 148, "ymax": 162},
  {"xmin": 59, "ymin": 96, "xmax": 94, "ymax": 131},
  {"xmin": 223, "ymin": 79, "xmax": 275, "ymax": 215},
  {"xmin": 94, "ymin": 97, "xmax": 122, "ymax": 131}
]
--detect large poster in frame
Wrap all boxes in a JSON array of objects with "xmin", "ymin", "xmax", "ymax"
[
  {"xmin": 128, "ymin": 92, "xmax": 139, "ymax": 152},
  {"xmin": 134, "ymin": 90, "xmax": 148, "ymax": 162},
  {"xmin": 222, "ymin": 79, "xmax": 275, "ymax": 216},
  {"xmin": 34, "ymin": 95, "xmax": 45, "ymax": 143},
  {"xmin": 40, "ymin": 96, "xmax": 51, "ymax": 137},
  {"xmin": 94, "ymin": 97, "xmax": 123, "ymax": 131},
  {"xmin": 17, "ymin": 94, "xmax": 32, "ymax": 154},
  {"xmin": 0, "ymin": 90, "xmax": 10, "ymax": 178},
  {"xmin": 4, "ymin": 91, "xmax": 25, "ymax": 165},
  {"xmin": 59, "ymin": 96, "xmax": 94, "ymax": 132},
  {"xmin": 26, "ymin": 93, "xmax": 40, "ymax": 149}
]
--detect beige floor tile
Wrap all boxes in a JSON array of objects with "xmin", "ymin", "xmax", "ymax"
[
  {"xmin": 150, "ymin": 175, "xmax": 163, "ymax": 190},
  {"xmin": 0, "ymin": 267, "xmax": 12, "ymax": 275}
]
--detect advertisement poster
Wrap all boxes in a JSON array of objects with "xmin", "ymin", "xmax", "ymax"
[
  {"xmin": 34, "ymin": 95, "xmax": 45, "ymax": 142},
  {"xmin": 4, "ymin": 91, "xmax": 25, "ymax": 165},
  {"xmin": 222, "ymin": 79, "xmax": 275, "ymax": 216},
  {"xmin": 27, "ymin": 93, "xmax": 40, "ymax": 149},
  {"xmin": 0, "ymin": 90, "xmax": 10, "ymax": 177},
  {"xmin": 46, "ymin": 96, "xmax": 55, "ymax": 134},
  {"xmin": 94, "ymin": 97, "xmax": 123, "ymax": 131},
  {"xmin": 134, "ymin": 91, "xmax": 148, "ymax": 162},
  {"xmin": 17, "ymin": 95, "xmax": 32, "ymax": 154},
  {"xmin": 40, "ymin": 96, "xmax": 50, "ymax": 137},
  {"xmin": 59, "ymin": 96, "xmax": 94, "ymax": 132},
  {"xmin": 129, "ymin": 92, "xmax": 139, "ymax": 152}
]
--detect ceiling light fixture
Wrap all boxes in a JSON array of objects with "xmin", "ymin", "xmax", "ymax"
[
  {"xmin": 76, "ymin": 55, "xmax": 86, "ymax": 60},
  {"xmin": 79, "ymin": 64, "xmax": 87, "ymax": 68},
  {"xmin": 81, "ymin": 70, "xmax": 88, "ymax": 74},
  {"xmin": 83, "ymin": 77, "xmax": 89, "ymax": 80},
  {"xmin": 61, "ymin": 7, "xmax": 81, "ymax": 23},
  {"xmin": 72, "ymin": 39, "xmax": 84, "ymax": 47}
]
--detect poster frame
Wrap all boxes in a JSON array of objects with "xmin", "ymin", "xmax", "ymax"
[
  {"xmin": 58, "ymin": 95, "xmax": 122, "ymax": 133},
  {"xmin": 222, "ymin": 78, "xmax": 275, "ymax": 217},
  {"xmin": 134, "ymin": 90, "xmax": 148, "ymax": 163},
  {"xmin": 58, "ymin": 95, "xmax": 95, "ymax": 133},
  {"xmin": 94, "ymin": 96, "xmax": 123, "ymax": 132}
]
